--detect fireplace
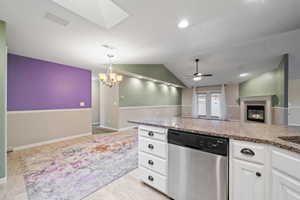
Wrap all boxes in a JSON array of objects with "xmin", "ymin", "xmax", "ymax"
[{"xmin": 247, "ymin": 105, "xmax": 265, "ymax": 123}]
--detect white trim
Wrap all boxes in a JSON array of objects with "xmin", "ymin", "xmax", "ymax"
[
  {"xmin": 98, "ymin": 125, "xmax": 119, "ymax": 131},
  {"xmin": 288, "ymin": 123, "xmax": 300, "ymax": 127},
  {"xmin": 227, "ymin": 105, "xmax": 240, "ymax": 107},
  {"xmin": 92, "ymin": 122, "xmax": 100, "ymax": 126},
  {"xmin": 0, "ymin": 177, "xmax": 7, "ymax": 184},
  {"xmin": 273, "ymin": 107, "xmax": 288, "ymax": 109},
  {"xmin": 13, "ymin": 132, "xmax": 92, "ymax": 151},
  {"xmin": 4, "ymin": 46, "xmax": 7, "ymax": 182},
  {"xmin": 119, "ymin": 105, "xmax": 181, "ymax": 110},
  {"xmin": 118, "ymin": 126, "xmax": 138, "ymax": 131},
  {"xmin": 288, "ymin": 106, "xmax": 300, "ymax": 109},
  {"xmin": 7, "ymin": 108, "xmax": 91, "ymax": 114}
]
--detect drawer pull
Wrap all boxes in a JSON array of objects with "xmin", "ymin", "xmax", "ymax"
[
  {"xmin": 148, "ymin": 160, "xmax": 154, "ymax": 165},
  {"xmin": 240, "ymin": 148, "xmax": 255, "ymax": 156},
  {"xmin": 256, "ymin": 172, "xmax": 262, "ymax": 177},
  {"xmin": 148, "ymin": 144, "xmax": 154, "ymax": 149},
  {"xmin": 148, "ymin": 131, "xmax": 154, "ymax": 137},
  {"xmin": 148, "ymin": 176, "xmax": 154, "ymax": 181}
]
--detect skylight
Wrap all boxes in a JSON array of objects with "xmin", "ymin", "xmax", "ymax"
[{"xmin": 51, "ymin": 0, "xmax": 129, "ymax": 29}]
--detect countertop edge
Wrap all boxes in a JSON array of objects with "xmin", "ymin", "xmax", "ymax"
[{"xmin": 129, "ymin": 120, "xmax": 300, "ymax": 155}]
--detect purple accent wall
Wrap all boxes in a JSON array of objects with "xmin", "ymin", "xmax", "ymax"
[{"xmin": 8, "ymin": 54, "xmax": 91, "ymax": 111}]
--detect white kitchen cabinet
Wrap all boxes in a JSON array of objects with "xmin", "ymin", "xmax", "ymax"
[
  {"xmin": 230, "ymin": 140, "xmax": 267, "ymax": 200},
  {"xmin": 271, "ymin": 147, "xmax": 300, "ymax": 200},
  {"xmin": 138, "ymin": 126, "xmax": 168, "ymax": 195},
  {"xmin": 231, "ymin": 159, "xmax": 265, "ymax": 200},
  {"xmin": 272, "ymin": 169, "xmax": 300, "ymax": 200}
]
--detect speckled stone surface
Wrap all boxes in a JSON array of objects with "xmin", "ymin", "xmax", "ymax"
[{"xmin": 129, "ymin": 117, "xmax": 300, "ymax": 154}]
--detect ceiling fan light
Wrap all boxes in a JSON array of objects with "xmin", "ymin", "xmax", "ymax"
[{"xmin": 193, "ymin": 76, "xmax": 202, "ymax": 81}]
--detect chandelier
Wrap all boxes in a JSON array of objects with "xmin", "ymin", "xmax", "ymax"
[{"xmin": 98, "ymin": 54, "xmax": 123, "ymax": 87}]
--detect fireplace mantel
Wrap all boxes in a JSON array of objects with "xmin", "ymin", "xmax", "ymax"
[{"xmin": 240, "ymin": 95, "xmax": 273, "ymax": 125}]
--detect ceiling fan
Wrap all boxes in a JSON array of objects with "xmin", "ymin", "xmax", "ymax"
[{"xmin": 185, "ymin": 59, "xmax": 213, "ymax": 81}]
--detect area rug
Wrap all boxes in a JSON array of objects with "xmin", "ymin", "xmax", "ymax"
[{"xmin": 22, "ymin": 132, "xmax": 138, "ymax": 200}]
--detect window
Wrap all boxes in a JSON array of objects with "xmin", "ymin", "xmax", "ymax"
[
  {"xmin": 211, "ymin": 93, "xmax": 221, "ymax": 118},
  {"xmin": 197, "ymin": 94, "xmax": 207, "ymax": 116},
  {"xmin": 197, "ymin": 92, "xmax": 222, "ymax": 119}
]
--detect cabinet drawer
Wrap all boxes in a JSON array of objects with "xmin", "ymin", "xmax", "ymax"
[
  {"xmin": 139, "ymin": 137, "xmax": 167, "ymax": 159},
  {"xmin": 232, "ymin": 140, "xmax": 265, "ymax": 164},
  {"xmin": 139, "ymin": 126, "xmax": 167, "ymax": 142},
  {"xmin": 139, "ymin": 152, "xmax": 167, "ymax": 176},
  {"xmin": 140, "ymin": 167, "xmax": 167, "ymax": 194}
]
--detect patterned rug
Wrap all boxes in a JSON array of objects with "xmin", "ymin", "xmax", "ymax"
[{"xmin": 22, "ymin": 132, "xmax": 138, "ymax": 200}]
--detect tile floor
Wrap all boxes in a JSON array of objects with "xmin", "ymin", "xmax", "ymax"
[{"xmin": 0, "ymin": 130, "xmax": 169, "ymax": 200}]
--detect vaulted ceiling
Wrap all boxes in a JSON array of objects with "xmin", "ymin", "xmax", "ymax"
[{"xmin": 1, "ymin": 0, "xmax": 300, "ymax": 87}]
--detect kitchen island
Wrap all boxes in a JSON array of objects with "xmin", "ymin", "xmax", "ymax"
[{"xmin": 130, "ymin": 117, "xmax": 300, "ymax": 200}]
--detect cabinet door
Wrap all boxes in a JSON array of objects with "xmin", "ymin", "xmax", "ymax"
[
  {"xmin": 232, "ymin": 159, "xmax": 265, "ymax": 200},
  {"xmin": 272, "ymin": 169, "xmax": 300, "ymax": 200}
]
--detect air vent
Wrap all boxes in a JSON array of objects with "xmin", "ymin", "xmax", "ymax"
[{"xmin": 44, "ymin": 12, "xmax": 70, "ymax": 26}]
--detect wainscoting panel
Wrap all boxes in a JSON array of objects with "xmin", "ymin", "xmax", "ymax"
[
  {"xmin": 227, "ymin": 105, "xmax": 240, "ymax": 121},
  {"xmin": 273, "ymin": 107, "xmax": 288, "ymax": 125},
  {"xmin": 7, "ymin": 109, "xmax": 92, "ymax": 149},
  {"xmin": 181, "ymin": 105, "xmax": 192, "ymax": 118},
  {"xmin": 288, "ymin": 107, "xmax": 300, "ymax": 126},
  {"xmin": 119, "ymin": 105, "xmax": 181, "ymax": 128}
]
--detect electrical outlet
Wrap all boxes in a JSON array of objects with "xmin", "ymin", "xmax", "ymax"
[{"xmin": 80, "ymin": 102, "xmax": 85, "ymax": 107}]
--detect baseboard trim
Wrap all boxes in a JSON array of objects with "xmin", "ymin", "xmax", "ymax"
[
  {"xmin": 99, "ymin": 125, "xmax": 119, "ymax": 131},
  {"xmin": 13, "ymin": 132, "xmax": 92, "ymax": 151},
  {"xmin": 98, "ymin": 125, "xmax": 137, "ymax": 132},
  {"xmin": 118, "ymin": 126, "xmax": 138, "ymax": 131},
  {"xmin": 0, "ymin": 177, "xmax": 7, "ymax": 184}
]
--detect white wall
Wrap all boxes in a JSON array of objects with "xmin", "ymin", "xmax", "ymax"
[
  {"xmin": 92, "ymin": 79, "xmax": 100, "ymax": 125},
  {"xmin": 99, "ymin": 83, "xmax": 119, "ymax": 129}
]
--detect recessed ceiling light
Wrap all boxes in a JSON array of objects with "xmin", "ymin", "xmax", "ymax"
[
  {"xmin": 178, "ymin": 19, "xmax": 189, "ymax": 29},
  {"xmin": 193, "ymin": 76, "xmax": 202, "ymax": 81},
  {"xmin": 240, "ymin": 73, "xmax": 249, "ymax": 77},
  {"xmin": 245, "ymin": 0, "xmax": 265, "ymax": 3}
]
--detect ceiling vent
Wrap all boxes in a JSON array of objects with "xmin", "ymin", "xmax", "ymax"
[{"xmin": 44, "ymin": 12, "xmax": 70, "ymax": 26}]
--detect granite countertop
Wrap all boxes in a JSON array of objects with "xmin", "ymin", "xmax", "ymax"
[{"xmin": 129, "ymin": 117, "xmax": 300, "ymax": 154}]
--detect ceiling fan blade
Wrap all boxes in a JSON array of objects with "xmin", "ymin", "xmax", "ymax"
[{"xmin": 201, "ymin": 74, "xmax": 213, "ymax": 77}]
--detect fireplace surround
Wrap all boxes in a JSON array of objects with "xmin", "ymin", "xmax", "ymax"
[{"xmin": 240, "ymin": 95, "xmax": 273, "ymax": 125}]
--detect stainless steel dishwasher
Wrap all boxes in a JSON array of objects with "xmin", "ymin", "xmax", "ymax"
[{"xmin": 168, "ymin": 129, "xmax": 229, "ymax": 200}]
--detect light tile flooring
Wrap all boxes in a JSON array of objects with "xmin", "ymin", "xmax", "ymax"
[{"xmin": 0, "ymin": 130, "xmax": 169, "ymax": 200}]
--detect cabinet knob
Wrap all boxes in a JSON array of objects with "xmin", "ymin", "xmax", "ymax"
[
  {"xmin": 148, "ymin": 131, "xmax": 154, "ymax": 137},
  {"xmin": 148, "ymin": 160, "xmax": 154, "ymax": 165},
  {"xmin": 148, "ymin": 144, "xmax": 154, "ymax": 149},
  {"xmin": 256, "ymin": 172, "xmax": 262, "ymax": 177},
  {"xmin": 148, "ymin": 176, "xmax": 154, "ymax": 181},
  {"xmin": 240, "ymin": 148, "xmax": 255, "ymax": 156}
]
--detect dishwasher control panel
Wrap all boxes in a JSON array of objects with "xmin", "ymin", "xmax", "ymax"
[{"xmin": 168, "ymin": 129, "xmax": 228, "ymax": 156}]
